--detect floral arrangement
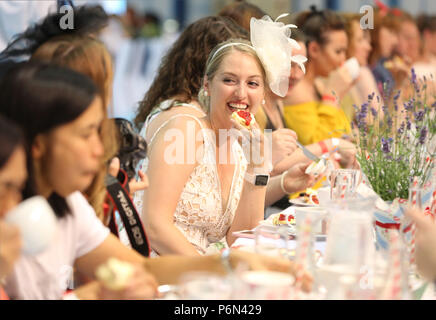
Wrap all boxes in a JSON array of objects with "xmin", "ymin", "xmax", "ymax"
[{"xmin": 353, "ymin": 69, "xmax": 436, "ymax": 202}]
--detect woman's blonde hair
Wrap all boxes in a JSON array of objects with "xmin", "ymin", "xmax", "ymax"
[
  {"xmin": 31, "ymin": 35, "xmax": 118, "ymax": 222},
  {"xmin": 198, "ymin": 38, "xmax": 266, "ymax": 110}
]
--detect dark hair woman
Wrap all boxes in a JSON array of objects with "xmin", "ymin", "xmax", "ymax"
[
  {"xmin": 0, "ymin": 62, "xmax": 157, "ymax": 300},
  {"xmin": 282, "ymin": 6, "xmax": 352, "ymax": 146}
]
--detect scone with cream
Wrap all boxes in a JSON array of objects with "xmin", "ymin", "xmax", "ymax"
[{"xmin": 231, "ymin": 110, "xmax": 256, "ymax": 129}]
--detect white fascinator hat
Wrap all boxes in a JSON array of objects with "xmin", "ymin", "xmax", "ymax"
[
  {"xmin": 250, "ymin": 13, "xmax": 307, "ymax": 97},
  {"xmin": 209, "ymin": 13, "xmax": 307, "ymax": 98}
]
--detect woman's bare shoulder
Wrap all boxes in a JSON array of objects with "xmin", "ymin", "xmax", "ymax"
[{"xmin": 146, "ymin": 107, "xmax": 205, "ymax": 142}]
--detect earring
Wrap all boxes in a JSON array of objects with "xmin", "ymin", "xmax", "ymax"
[
  {"xmin": 262, "ymin": 99, "xmax": 266, "ymax": 105},
  {"xmin": 204, "ymin": 90, "xmax": 208, "ymax": 97}
]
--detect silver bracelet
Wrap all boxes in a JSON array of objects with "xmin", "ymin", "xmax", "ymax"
[
  {"xmin": 280, "ymin": 170, "xmax": 290, "ymax": 194},
  {"xmin": 220, "ymin": 248, "xmax": 233, "ymax": 273}
]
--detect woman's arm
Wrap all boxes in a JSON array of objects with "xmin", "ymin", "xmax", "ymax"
[
  {"xmin": 142, "ymin": 116, "xmax": 204, "ymax": 256},
  {"xmin": 265, "ymin": 163, "xmax": 316, "ymax": 207},
  {"xmin": 74, "ymin": 233, "xmax": 312, "ymax": 296}
]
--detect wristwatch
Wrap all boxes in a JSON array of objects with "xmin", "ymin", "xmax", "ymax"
[{"xmin": 245, "ymin": 171, "xmax": 270, "ymax": 186}]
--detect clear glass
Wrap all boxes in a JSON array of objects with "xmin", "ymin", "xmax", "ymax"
[
  {"xmin": 329, "ymin": 169, "xmax": 360, "ymax": 200},
  {"xmin": 315, "ymin": 197, "xmax": 377, "ymax": 299},
  {"xmin": 254, "ymin": 225, "xmax": 290, "ymax": 259}
]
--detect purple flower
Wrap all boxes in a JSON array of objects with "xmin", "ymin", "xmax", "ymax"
[
  {"xmin": 404, "ymin": 99, "xmax": 414, "ymax": 111},
  {"xmin": 368, "ymin": 92, "xmax": 375, "ymax": 101},
  {"xmin": 393, "ymin": 90, "xmax": 400, "ymax": 101},
  {"xmin": 397, "ymin": 122, "xmax": 405, "ymax": 135},
  {"xmin": 361, "ymin": 102, "xmax": 368, "ymax": 114},
  {"xmin": 411, "ymin": 68, "xmax": 420, "ymax": 93},
  {"xmin": 371, "ymin": 107, "xmax": 378, "ymax": 117},
  {"xmin": 419, "ymin": 126, "xmax": 428, "ymax": 144},
  {"xmin": 381, "ymin": 137, "xmax": 390, "ymax": 153},
  {"xmin": 414, "ymin": 110, "xmax": 425, "ymax": 122},
  {"xmin": 387, "ymin": 117, "xmax": 393, "ymax": 128},
  {"xmin": 406, "ymin": 118, "xmax": 412, "ymax": 130},
  {"xmin": 411, "ymin": 68, "xmax": 417, "ymax": 84},
  {"xmin": 356, "ymin": 102, "xmax": 369, "ymax": 130}
]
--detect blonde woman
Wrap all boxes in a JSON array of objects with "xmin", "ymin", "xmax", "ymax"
[{"xmin": 140, "ymin": 15, "xmax": 314, "ymax": 256}]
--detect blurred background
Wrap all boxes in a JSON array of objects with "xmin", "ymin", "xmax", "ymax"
[
  {"xmin": 76, "ymin": 0, "xmax": 436, "ymax": 28},
  {"xmin": 2, "ymin": 0, "xmax": 434, "ymax": 121}
]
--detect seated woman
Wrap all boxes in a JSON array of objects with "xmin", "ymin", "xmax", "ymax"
[
  {"xmin": 139, "ymin": 10, "xmax": 321, "ymax": 256},
  {"xmin": 0, "ymin": 62, "xmax": 309, "ymax": 299},
  {"xmin": 368, "ymin": 8, "xmax": 405, "ymax": 99},
  {"xmin": 340, "ymin": 13, "xmax": 382, "ymax": 124},
  {"xmin": 1, "ymin": 5, "xmax": 123, "ymax": 222},
  {"xmin": 283, "ymin": 6, "xmax": 352, "ymax": 146},
  {"xmin": 0, "ymin": 116, "xmax": 25, "ymax": 300},
  {"xmin": 218, "ymin": 4, "xmax": 358, "ymax": 209},
  {"xmin": 1, "ymin": 6, "xmax": 150, "ymax": 255},
  {"xmin": 133, "ymin": 15, "xmax": 316, "ymax": 219}
]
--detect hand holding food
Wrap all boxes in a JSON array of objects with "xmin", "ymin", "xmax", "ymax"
[
  {"xmin": 96, "ymin": 258, "xmax": 158, "ymax": 300},
  {"xmin": 95, "ymin": 258, "xmax": 135, "ymax": 291},
  {"xmin": 305, "ymin": 159, "xmax": 327, "ymax": 176}
]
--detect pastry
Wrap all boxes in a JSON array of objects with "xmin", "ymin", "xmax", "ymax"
[
  {"xmin": 300, "ymin": 188, "xmax": 319, "ymax": 205},
  {"xmin": 305, "ymin": 159, "xmax": 327, "ymax": 176},
  {"xmin": 95, "ymin": 258, "xmax": 135, "ymax": 290},
  {"xmin": 272, "ymin": 212, "xmax": 295, "ymax": 226},
  {"xmin": 231, "ymin": 110, "xmax": 256, "ymax": 129}
]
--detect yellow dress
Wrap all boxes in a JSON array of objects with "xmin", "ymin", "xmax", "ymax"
[{"xmin": 283, "ymin": 101, "xmax": 352, "ymax": 145}]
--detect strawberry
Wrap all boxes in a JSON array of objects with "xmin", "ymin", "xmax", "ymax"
[{"xmin": 236, "ymin": 110, "xmax": 252, "ymax": 127}]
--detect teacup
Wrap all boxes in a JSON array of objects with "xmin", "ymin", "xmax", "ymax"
[
  {"xmin": 239, "ymin": 270, "xmax": 294, "ymax": 300},
  {"xmin": 5, "ymin": 196, "xmax": 57, "ymax": 255}
]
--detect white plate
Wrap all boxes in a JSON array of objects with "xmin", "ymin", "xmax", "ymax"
[
  {"xmin": 257, "ymin": 220, "xmax": 296, "ymax": 236},
  {"xmin": 288, "ymin": 197, "xmax": 319, "ymax": 207}
]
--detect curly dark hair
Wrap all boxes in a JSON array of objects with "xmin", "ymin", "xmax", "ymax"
[{"xmin": 134, "ymin": 16, "xmax": 248, "ymax": 128}]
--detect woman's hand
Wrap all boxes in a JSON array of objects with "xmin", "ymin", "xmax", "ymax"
[
  {"xmin": 0, "ymin": 221, "xmax": 22, "ymax": 280},
  {"xmin": 231, "ymin": 250, "xmax": 313, "ymax": 292},
  {"xmin": 334, "ymin": 139, "xmax": 358, "ymax": 169},
  {"xmin": 271, "ymin": 128, "xmax": 298, "ymax": 166},
  {"xmin": 231, "ymin": 119, "xmax": 270, "ymax": 173},
  {"xmin": 99, "ymin": 264, "xmax": 158, "ymax": 300},
  {"xmin": 282, "ymin": 163, "xmax": 317, "ymax": 194},
  {"xmin": 405, "ymin": 208, "xmax": 436, "ymax": 281},
  {"xmin": 314, "ymin": 64, "xmax": 356, "ymax": 102},
  {"xmin": 384, "ymin": 56, "xmax": 411, "ymax": 89},
  {"xmin": 108, "ymin": 157, "xmax": 149, "ymax": 196}
]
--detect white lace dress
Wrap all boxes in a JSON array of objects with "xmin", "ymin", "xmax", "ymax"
[{"xmin": 133, "ymin": 101, "xmax": 247, "ymax": 255}]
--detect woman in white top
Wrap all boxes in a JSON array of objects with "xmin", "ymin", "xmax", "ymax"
[
  {"xmin": 139, "ymin": 13, "xmax": 316, "ymax": 256},
  {"xmin": 0, "ymin": 62, "xmax": 157, "ymax": 300},
  {"xmin": 0, "ymin": 62, "xmax": 311, "ymax": 299}
]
